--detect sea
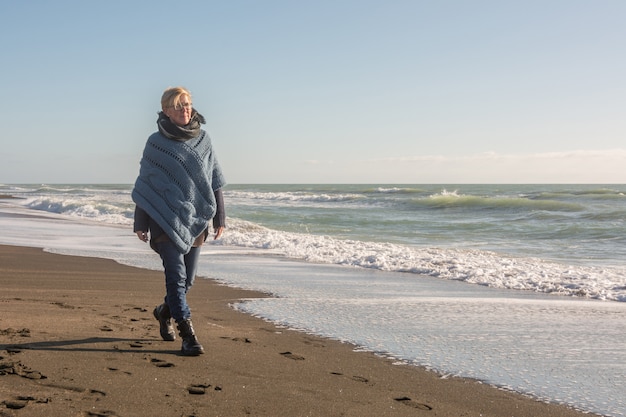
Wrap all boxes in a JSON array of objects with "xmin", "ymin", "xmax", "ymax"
[{"xmin": 1, "ymin": 183, "xmax": 625, "ymax": 416}]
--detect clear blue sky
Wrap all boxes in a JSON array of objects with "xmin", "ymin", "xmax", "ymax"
[{"xmin": 1, "ymin": 0, "xmax": 624, "ymax": 184}]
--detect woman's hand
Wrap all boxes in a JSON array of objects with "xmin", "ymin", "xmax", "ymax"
[
  {"xmin": 136, "ymin": 231, "xmax": 149, "ymax": 242},
  {"xmin": 214, "ymin": 227, "xmax": 224, "ymax": 240}
]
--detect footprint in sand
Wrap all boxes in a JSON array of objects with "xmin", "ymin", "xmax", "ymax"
[
  {"xmin": 394, "ymin": 396, "xmax": 433, "ymax": 410},
  {"xmin": 0, "ymin": 400, "xmax": 28, "ymax": 408},
  {"xmin": 129, "ymin": 341, "xmax": 152, "ymax": 348},
  {"xmin": 0, "ymin": 327, "xmax": 31, "ymax": 338},
  {"xmin": 128, "ymin": 307, "xmax": 150, "ymax": 322},
  {"xmin": 2, "ymin": 395, "xmax": 49, "ymax": 410},
  {"xmin": 188, "ymin": 383, "xmax": 210, "ymax": 395},
  {"xmin": 106, "ymin": 367, "xmax": 132, "ymax": 375},
  {"xmin": 51, "ymin": 301, "xmax": 76, "ymax": 309},
  {"xmin": 3, "ymin": 398, "xmax": 28, "ymax": 410},
  {"xmin": 280, "ymin": 351, "xmax": 305, "ymax": 360},
  {"xmin": 330, "ymin": 372, "xmax": 369, "ymax": 384},
  {"xmin": 2, "ymin": 361, "xmax": 46, "ymax": 380},
  {"xmin": 149, "ymin": 358, "xmax": 175, "ymax": 368},
  {"xmin": 84, "ymin": 410, "xmax": 120, "ymax": 417},
  {"xmin": 187, "ymin": 383, "xmax": 222, "ymax": 395},
  {"xmin": 220, "ymin": 336, "xmax": 252, "ymax": 343}
]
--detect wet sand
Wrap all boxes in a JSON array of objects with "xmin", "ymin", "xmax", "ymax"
[{"xmin": 0, "ymin": 244, "xmax": 595, "ymax": 416}]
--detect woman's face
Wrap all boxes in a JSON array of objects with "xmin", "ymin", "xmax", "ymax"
[{"xmin": 163, "ymin": 95, "xmax": 192, "ymax": 126}]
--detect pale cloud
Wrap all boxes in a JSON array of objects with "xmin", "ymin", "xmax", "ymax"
[
  {"xmin": 237, "ymin": 150, "xmax": 625, "ymax": 184},
  {"xmin": 372, "ymin": 149, "xmax": 626, "ymax": 164},
  {"xmin": 350, "ymin": 149, "xmax": 626, "ymax": 183},
  {"xmin": 305, "ymin": 160, "xmax": 336, "ymax": 165}
]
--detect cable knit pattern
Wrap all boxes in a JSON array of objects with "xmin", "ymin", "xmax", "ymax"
[{"xmin": 132, "ymin": 130, "xmax": 226, "ymax": 254}]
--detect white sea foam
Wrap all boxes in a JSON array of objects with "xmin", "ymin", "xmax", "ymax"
[
  {"xmin": 221, "ymin": 218, "xmax": 626, "ymax": 302},
  {"xmin": 227, "ymin": 190, "xmax": 364, "ymax": 203},
  {"xmin": 24, "ymin": 197, "xmax": 133, "ymax": 224}
]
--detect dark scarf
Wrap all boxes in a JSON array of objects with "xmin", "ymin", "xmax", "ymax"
[{"xmin": 157, "ymin": 109, "xmax": 206, "ymax": 141}]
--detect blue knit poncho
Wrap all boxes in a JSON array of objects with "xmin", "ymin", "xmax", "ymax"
[{"xmin": 132, "ymin": 130, "xmax": 226, "ymax": 254}]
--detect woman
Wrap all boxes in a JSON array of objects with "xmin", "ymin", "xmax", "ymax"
[{"xmin": 132, "ymin": 86, "xmax": 226, "ymax": 356}]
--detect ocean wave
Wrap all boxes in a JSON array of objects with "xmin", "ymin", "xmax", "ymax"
[
  {"xmin": 220, "ymin": 218, "xmax": 626, "ymax": 302},
  {"xmin": 6, "ymin": 184, "xmax": 133, "ymax": 196},
  {"xmin": 534, "ymin": 188, "xmax": 626, "ymax": 200},
  {"xmin": 370, "ymin": 186, "xmax": 425, "ymax": 194},
  {"xmin": 24, "ymin": 197, "xmax": 133, "ymax": 224},
  {"xmin": 415, "ymin": 190, "xmax": 584, "ymax": 212},
  {"xmin": 0, "ymin": 184, "xmax": 27, "ymax": 193},
  {"xmin": 579, "ymin": 210, "xmax": 626, "ymax": 222},
  {"xmin": 226, "ymin": 190, "xmax": 365, "ymax": 203}
]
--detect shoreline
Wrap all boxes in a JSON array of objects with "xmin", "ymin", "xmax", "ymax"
[{"xmin": 0, "ymin": 244, "xmax": 596, "ymax": 416}]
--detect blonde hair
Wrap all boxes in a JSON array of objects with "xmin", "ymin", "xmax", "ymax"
[{"xmin": 161, "ymin": 86, "xmax": 192, "ymax": 110}]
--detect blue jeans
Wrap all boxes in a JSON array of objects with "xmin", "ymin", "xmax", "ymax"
[{"xmin": 156, "ymin": 241, "xmax": 201, "ymax": 322}]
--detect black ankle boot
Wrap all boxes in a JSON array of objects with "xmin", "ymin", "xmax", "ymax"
[
  {"xmin": 177, "ymin": 319, "xmax": 204, "ymax": 356},
  {"xmin": 153, "ymin": 303, "xmax": 176, "ymax": 341}
]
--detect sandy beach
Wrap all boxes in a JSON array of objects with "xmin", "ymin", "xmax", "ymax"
[{"xmin": 0, "ymin": 244, "xmax": 596, "ymax": 417}]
